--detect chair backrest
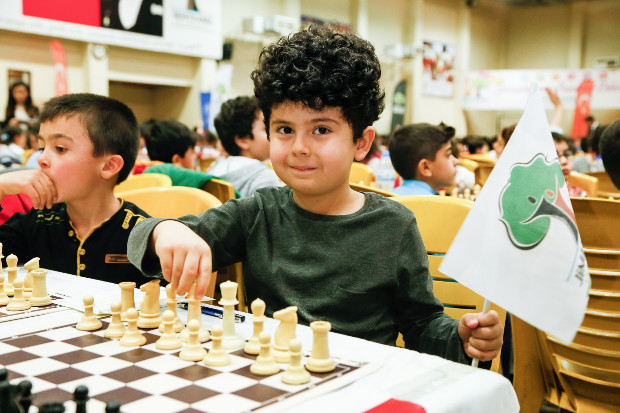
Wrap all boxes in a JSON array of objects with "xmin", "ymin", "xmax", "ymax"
[
  {"xmin": 458, "ymin": 158, "xmax": 479, "ymax": 173},
  {"xmin": 199, "ymin": 157, "xmax": 217, "ymax": 172},
  {"xmin": 114, "ymin": 173, "xmax": 172, "ymax": 194},
  {"xmin": 586, "ymin": 171, "xmax": 620, "ymax": 199},
  {"xmin": 566, "ymin": 171, "xmax": 598, "ymax": 197},
  {"xmin": 465, "ymin": 155, "xmax": 495, "ymax": 187},
  {"xmin": 117, "ymin": 186, "xmax": 221, "ymax": 218},
  {"xmin": 350, "ymin": 182, "xmax": 394, "ymax": 197},
  {"xmin": 391, "ymin": 195, "xmax": 507, "ymax": 372},
  {"xmin": 513, "ymin": 197, "xmax": 620, "ymax": 412},
  {"xmin": 349, "ymin": 162, "xmax": 376, "ymax": 186},
  {"xmin": 203, "ymin": 178, "xmax": 236, "ymax": 205}
]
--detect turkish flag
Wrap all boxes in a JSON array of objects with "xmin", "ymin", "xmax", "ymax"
[{"xmin": 571, "ymin": 79, "xmax": 594, "ymax": 140}]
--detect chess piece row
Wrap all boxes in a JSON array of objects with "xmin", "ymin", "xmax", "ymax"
[{"xmin": 0, "ymin": 251, "xmax": 51, "ymax": 311}]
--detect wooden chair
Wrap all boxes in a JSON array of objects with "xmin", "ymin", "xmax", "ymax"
[
  {"xmin": 466, "ymin": 155, "xmax": 496, "ymax": 187},
  {"xmin": 203, "ymin": 178, "xmax": 237, "ymax": 205},
  {"xmin": 392, "ymin": 195, "xmax": 507, "ymax": 373},
  {"xmin": 350, "ymin": 182, "xmax": 394, "ymax": 197},
  {"xmin": 458, "ymin": 158, "xmax": 479, "ymax": 173},
  {"xmin": 349, "ymin": 162, "xmax": 376, "ymax": 186},
  {"xmin": 116, "ymin": 186, "xmax": 222, "ymax": 299},
  {"xmin": 566, "ymin": 171, "xmax": 599, "ymax": 197},
  {"xmin": 586, "ymin": 171, "xmax": 620, "ymax": 199},
  {"xmin": 513, "ymin": 197, "xmax": 620, "ymax": 412},
  {"xmin": 21, "ymin": 148, "xmax": 34, "ymax": 165},
  {"xmin": 199, "ymin": 157, "xmax": 217, "ymax": 172},
  {"xmin": 114, "ymin": 173, "xmax": 172, "ymax": 194},
  {"xmin": 201, "ymin": 178, "xmax": 247, "ymax": 311}
]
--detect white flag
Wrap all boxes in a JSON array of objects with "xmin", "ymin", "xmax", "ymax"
[{"xmin": 439, "ymin": 86, "xmax": 589, "ymax": 343}]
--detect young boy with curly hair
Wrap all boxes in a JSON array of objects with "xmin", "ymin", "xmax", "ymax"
[
  {"xmin": 209, "ymin": 96, "xmax": 280, "ymax": 197},
  {"xmin": 0, "ymin": 93, "xmax": 151, "ymax": 285},
  {"xmin": 128, "ymin": 26, "xmax": 502, "ymax": 364},
  {"xmin": 390, "ymin": 123, "xmax": 458, "ymax": 196}
]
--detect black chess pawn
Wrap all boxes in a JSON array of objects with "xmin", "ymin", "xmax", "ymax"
[
  {"xmin": 105, "ymin": 400, "xmax": 121, "ymax": 413},
  {"xmin": 73, "ymin": 385, "xmax": 89, "ymax": 413},
  {"xmin": 38, "ymin": 402, "xmax": 66, "ymax": 413},
  {"xmin": 0, "ymin": 380, "xmax": 21, "ymax": 413},
  {"xmin": 0, "ymin": 368, "xmax": 8, "ymax": 382},
  {"xmin": 16, "ymin": 380, "xmax": 33, "ymax": 413}
]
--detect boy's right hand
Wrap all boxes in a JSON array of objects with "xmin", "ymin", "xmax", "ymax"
[
  {"xmin": 152, "ymin": 220, "xmax": 213, "ymax": 300},
  {"xmin": 0, "ymin": 169, "xmax": 57, "ymax": 209}
]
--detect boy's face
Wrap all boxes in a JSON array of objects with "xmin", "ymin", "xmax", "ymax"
[
  {"xmin": 269, "ymin": 101, "xmax": 369, "ymax": 198},
  {"xmin": 427, "ymin": 141, "xmax": 458, "ymax": 190},
  {"xmin": 237, "ymin": 111, "xmax": 270, "ymax": 161},
  {"xmin": 37, "ymin": 116, "xmax": 108, "ymax": 203},
  {"xmin": 554, "ymin": 140, "xmax": 572, "ymax": 177},
  {"xmin": 177, "ymin": 146, "xmax": 197, "ymax": 170}
]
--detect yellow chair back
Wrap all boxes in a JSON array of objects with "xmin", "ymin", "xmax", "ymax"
[
  {"xmin": 114, "ymin": 173, "xmax": 172, "ymax": 194},
  {"xmin": 350, "ymin": 182, "xmax": 394, "ymax": 197},
  {"xmin": 350, "ymin": 162, "xmax": 376, "ymax": 186},
  {"xmin": 117, "ymin": 186, "xmax": 221, "ymax": 218},
  {"xmin": 203, "ymin": 178, "xmax": 236, "ymax": 205},
  {"xmin": 566, "ymin": 171, "xmax": 598, "ymax": 197},
  {"xmin": 391, "ymin": 195, "xmax": 506, "ymax": 372},
  {"xmin": 586, "ymin": 171, "xmax": 620, "ymax": 199}
]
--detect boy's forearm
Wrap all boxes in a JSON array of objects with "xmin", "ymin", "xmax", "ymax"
[{"xmin": 127, "ymin": 217, "xmax": 169, "ymax": 276}]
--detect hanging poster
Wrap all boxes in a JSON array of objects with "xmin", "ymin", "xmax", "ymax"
[{"xmin": 422, "ymin": 40, "xmax": 456, "ymax": 98}]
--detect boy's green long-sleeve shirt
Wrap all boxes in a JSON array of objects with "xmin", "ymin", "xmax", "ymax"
[{"xmin": 128, "ymin": 186, "xmax": 470, "ymax": 364}]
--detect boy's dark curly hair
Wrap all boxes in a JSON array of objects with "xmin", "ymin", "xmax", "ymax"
[
  {"xmin": 214, "ymin": 96, "xmax": 260, "ymax": 156},
  {"xmin": 251, "ymin": 25, "xmax": 385, "ymax": 141},
  {"xmin": 145, "ymin": 120, "xmax": 197, "ymax": 163}
]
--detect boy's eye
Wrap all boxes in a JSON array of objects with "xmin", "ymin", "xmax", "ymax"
[
  {"xmin": 276, "ymin": 126, "xmax": 293, "ymax": 134},
  {"xmin": 56, "ymin": 146, "xmax": 67, "ymax": 153},
  {"xmin": 313, "ymin": 126, "xmax": 330, "ymax": 135}
]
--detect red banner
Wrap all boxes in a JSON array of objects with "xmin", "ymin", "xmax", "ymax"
[
  {"xmin": 23, "ymin": 0, "xmax": 101, "ymax": 27},
  {"xmin": 49, "ymin": 40, "xmax": 68, "ymax": 96},
  {"xmin": 571, "ymin": 79, "xmax": 594, "ymax": 140}
]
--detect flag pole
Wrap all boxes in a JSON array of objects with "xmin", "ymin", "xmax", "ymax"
[{"xmin": 471, "ymin": 298, "xmax": 491, "ymax": 368}]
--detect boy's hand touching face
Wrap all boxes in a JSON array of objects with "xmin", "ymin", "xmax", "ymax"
[
  {"xmin": 152, "ymin": 220, "xmax": 213, "ymax": 300},
  {"xmin": 457, "ymin": 310, "xmax": 503, "ymax": 361},
  {"xmin": 0, "ymin": 169, "xmax": 57, "ymax": 209}
]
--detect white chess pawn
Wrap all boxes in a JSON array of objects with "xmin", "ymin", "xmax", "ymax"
[
  {"xmin": 244, "ymin": 298, "xmax": 266, "ymax": 355},
  {"xmin": 250, "ymin": 331, "xmax": 280, "ymax": 376},
  {"xmin": 281, "ymin": 339, "xmax": 311, "ymax": 385},
  {"xmin": 0, "ymin": 275, "xmax": 10, "ymax": 306},
  {"xmin": 76, "ymin": 295, "xmax": 102, "ymax": 331},
  {"xmin": 104, "ymin": 302, "xmax": 126, "ymax": 339},
  {"xmin": 5, "ymin": 254, "xmax": 18, "ymax": 297},
  {"xmin": 202, "ymin": 325, "xmax": 230, "ymax": 366},
  {"xmin": 120, "ymin": 307, "xmax": 147, "ymax": 346},
  {"xmin": 179, "ymin": 319, "xmax": 207, "ymax": 361},
  {"xmin": 6, "ymin": 279, "xmax": 30, "ymax": 311},
  {"xmin": 119, "ymin": 281, "xmax": 136, "ymax": 322},
  {"xmin": 305, "ymin": 321, "xmax": 335, "ymax": 373},
  {"xmin": 156, "ymin": 310, "xmax": 182, "ymax": 350},
  {"xmin": 28, "ymin": 268, "xmax": 51, "ymax": 306},
  {"xmin": 159, "ymin": 284, "xmax": 184, "ymax": 333}
]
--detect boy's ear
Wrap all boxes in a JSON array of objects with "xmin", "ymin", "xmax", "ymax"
[
  {"xmin": 353, "ymin": 126, "xmax": 375, "ymax": 162},
  {"xmin": 234, "ymin": 135, "xmax": 251, "ymax": 151},
  {"xmin": 101, "ymin": 154, "xmax": 124, "ymax": 181},
  {"xmin": 171, "ymin": 153, "xmax": 182, "ymax": 166},
  {"xmin": 417, "ymin": 158, "xmax": 432, "ymax": 179}
]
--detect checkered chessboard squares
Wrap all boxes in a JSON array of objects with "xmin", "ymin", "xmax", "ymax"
[
  {"xmin": 2, "ymin": 321, "xmax": 365, "ymax": 413},
  {"xmin": 0, "ymin": 293, "xmax": 69, "ymax": 322}
]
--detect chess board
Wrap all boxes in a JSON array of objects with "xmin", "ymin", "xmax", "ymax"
[
  {"xmin": 1, "ymin": 320, "xmax": 380, "ymax": 413},
  {"xmin": 0, "ymin": 294, "xmax": 69, "ymax": 323}
]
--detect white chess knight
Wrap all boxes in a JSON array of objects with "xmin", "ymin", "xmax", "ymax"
[
  {"xmin": 272, "ymin": 306, "xmax": 298, "ymax": 363},
  {"xmin": 219, "ymin": 281, "xmax": 244, "ymax": 350},
  {"xmin": 137, "ymin": 279, "xmax": 161, "ymax": 328}
]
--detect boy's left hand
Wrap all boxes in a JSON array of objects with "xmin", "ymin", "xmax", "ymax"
[{"xmin": 457, "ymin": 310, "xmax": 503, "ymax": 361}]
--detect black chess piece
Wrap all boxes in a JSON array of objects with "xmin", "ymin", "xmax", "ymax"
[
  {"xmin": 38, "ymin": 402, "xmax": 66, "ymax": 413},
  {"xmin": 0, "ymin": 380, "xmax": 21, "ymax": 413},
  {"xmin": 16, "ymin": 379, "xmax": 33, "ymax": 413},
  {"xmin": 73, "ymin": 385, "xmax": 89, "ymax": 413},
  {"xmin": 0, "ymin": 368, "xmax": 8, "ymax": 382},
  {"xmin": 105, "ymin": 400, "xmax": 121, "ymax": 413}
]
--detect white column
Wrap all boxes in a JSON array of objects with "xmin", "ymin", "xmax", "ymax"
[
  {"xmin": 84, "ymin": 43, "xmax": 109, "ymax": 95},
  {"xmin": 453, "ymin": 2, "xmax": 471, "ymax": 134},
  {"xmin": 567, "ymin": 2, "xmax": 586, "ymax": 68},
  {"xmin": 407, "ymin": 0, "xmax": 424, "ymax": 123},
  {"xmin": 350, "ymin": 0, "xmax": 369, "ymax": 39}
]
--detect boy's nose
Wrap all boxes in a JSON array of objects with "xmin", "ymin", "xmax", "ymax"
[{"xmin": 291, "ymin": 134, "xmax": 310, "ymax": 155}]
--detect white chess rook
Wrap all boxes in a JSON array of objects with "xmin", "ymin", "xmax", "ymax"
[
  {"xmin": 219, "ymin": 280, "xmax": 244, "ymax": 350},
  {"xmin": 28, "ymin": 268, "xmax": 51, "ymax": 306},
  {"xmin": 306, "ymin": 321, "xmax": 335, "ymax": 373}
]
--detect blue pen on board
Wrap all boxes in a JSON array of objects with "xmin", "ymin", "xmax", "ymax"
[{"xmin": 179, "ymin": 303, "xmax": 245, "ymax": 323}]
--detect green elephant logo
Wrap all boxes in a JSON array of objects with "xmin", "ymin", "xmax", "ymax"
[{"xmin": 499, "ymin": 154, "xmax": 578, "ymax": 249}]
